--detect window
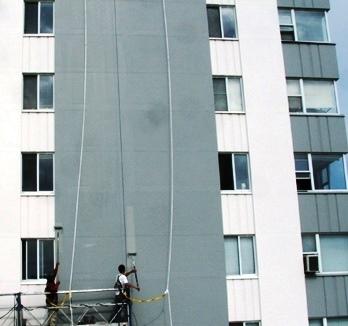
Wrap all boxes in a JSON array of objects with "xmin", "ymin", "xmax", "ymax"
[
  {"xmin": 22, "ymin": 239, "xmax": 54, "ymax": 280},
  {"xmin": 24, "ymin": 1, "xmax": 54, "ymax": 34},
  {"xmin": 278, "ymin": 9, "xmax": 329, "ymax": 42},
  {"xmin": 23, "ymin": 74, "xmax": 54, "ymax": 110},
  {"xmin": 207, "ymin": 6, "xmax": 237, "ymax": 38},
  {"xmin": 213, "ymin": 77, "xmax": 243, "ymax": 112},
  {"xmin": 286, "ymin": 79, "xmax": 337, "ymax": 114},
  {"xmin": 22, "ymin": 153, "xmax": 54, "ymax": 192},
  {"xmin": 303, "ymin": 234, "xmax": 348, "ymax": 273},
  {"xmin": 230, "ymin": 323, "xmax": 260, "ymax": 326},
  {"xmin": 218, "ymin": 153, "xmax": 250, "ymax": 191},
  {"xmin": 309, "ymin": 320, "xmax": 323, "ymax": 326},
  {"xmin": 225, "ymin": 236, "xmax": 256, "ymax": 276},
  {"xmin": 294, "ymin": 153, "xmax": 346, "ymax": 191}
]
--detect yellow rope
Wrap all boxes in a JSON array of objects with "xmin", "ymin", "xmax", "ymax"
[{"xmin": 124, "ymin": 292, "xmax": 167, "ymax": 304}]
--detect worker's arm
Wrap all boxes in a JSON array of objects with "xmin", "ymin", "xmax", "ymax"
[
  {"xmin": 124, "ymin": 268, "xmax": 136, "ymax": 277},
  {"xmin": 52, "ymin": 262, "xmax": 59, "ymax": 278},
  {"xmin": 125, "ymin": 282, "xmax": 140, "ymax": 291}
]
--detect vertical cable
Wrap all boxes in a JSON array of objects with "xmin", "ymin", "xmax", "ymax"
[
  {"xmin": 69, "ymin": 0, "xmax": 88, "ymax": 323},
  {"xmin": 161, "ymin": 0, "xmax": 174, "ymax": 325}
]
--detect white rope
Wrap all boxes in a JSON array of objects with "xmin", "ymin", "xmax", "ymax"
[
  {"xmin": 69, "ymin": 0, "xmax": 88, "ymax": 324},
  {"xmin": 161, "ymin": 0, "xmax": 174, "ymax": 325}
]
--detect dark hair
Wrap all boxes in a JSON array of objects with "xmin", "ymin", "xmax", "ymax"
[
  {"xmin": 46, "ymin": 273, "xmax": 55, "ymax": 283},
  {"xmin": 118, "ymin": 264, "xmax": 126, "ymax": 273}
]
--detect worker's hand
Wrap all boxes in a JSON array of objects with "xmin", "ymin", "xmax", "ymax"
[
  {"xmin": 136, "ymin": 287, "xmax": 140, "ymax": 291},
  {"xmin": 55, "ymin": 262, "xmax": 60, "ymax": 267},
  {"xmin": 132, "ymin": 268, "xmax": 137, "ymax": 274}
]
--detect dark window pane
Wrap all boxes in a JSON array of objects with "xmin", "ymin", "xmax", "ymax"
[
  {"xmin": 218, "ymin": 153, "xmax": 234, "ymax": 190},
  {"xmin": 22, "ymin": 154, "xmax": 37, "ymax": 191},
  {"xmin": 296, "ymin": 172, "xmax": 312, "ymax": 191},
  {"xmin": 288, "ymin": 96, "xmax": 303, "ymax": 112},
  {"xmin": 294, "ymin": 154, "xmax": 309, "ymax": 171},
  {"xmin": 312, "ymin": 154, "xmax": 346, "ymax": 190},
  {"xmin": 296, "ymin": 11, "xmax": 328, "ymax": 42},
  {"xmin": 39, "ymin": 154, "xmax": 53, "ymax": 191},
  {"xmin": 23, "ymin": 75, "xmax": 37, "ymax": 110},
  {"xmin": 213, "ymin": 78, "xmax": 227, "ymax": 111},
  {"xmin": 281, "ymin": 31, "xmax": 295, "ymax": 41},
  {"xmin": 207, "ymin": 7, "xmax": 222, "ymax": 38},
  {"xmin": 234, "ymin": 154, "xmax": 250, "ymax": 190},
  {"xmin": 39, "ymin": 240, "xmax": 54, "ymax": 278},
  {"xmin": 229, "ymin": 323, "xmax": 243, "ymax": 326},
  {"xmin": 221, "ymin": 7, "xmax": 236, "ymax": 38},
  {"xmin": 27, "ymin": 240, "xmax": 37, "ymax": 279},
  {"xmin": 39, "ymin": 75, "xmax": 53, "ymax": 108},
  {"xmin": 40, "ymin": 2, "xmax": 53, "ymax": 33},
  {"xmin": 24, "ymin": 2, "xmax": 38, "ymax": 34},
  {"xmin": 22, "ymin": 241, "xmax": 26, "ymax": 279}
]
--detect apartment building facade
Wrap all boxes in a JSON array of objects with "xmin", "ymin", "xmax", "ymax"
[{"xmin": 0, "ymin": 0, "xmax": 347, "ymax": 325}]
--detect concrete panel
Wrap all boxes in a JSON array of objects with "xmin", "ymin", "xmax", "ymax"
[
  {"xmin": 306, "ymin": 276, "xmax": 348, "ymax": 318},
  {"xmin": 291, "ymin": 116, "xmax": 348, "ymax": 153},
  {"xmin": 207, "ymin": 0, "xmax": 235, "ymax": 5},
  {"xmin": 283, "ymin": 43, "xmax": 339, "ymax": 79},
  {"xmin": 55, "ymin": 0, "xmax": 228, "ymax": 325},
  {"xmin": 22, "ymin": 37, "xmax": 55, "ymax": 73},
  {"xmin": 216, "ymin": 113, "xmax": 249, "ymax": 152},
  {"xmin": 20, "ymin": 196, "xmax": 55, "ymax": 238},
  {"xmin": 221, "ymin": 194, "xmax": 255, "ymax": 234},
  {"xmin": 210, "ymin": 40, "xmax": 242, "ymax": 76},
  {"xmin": 299, "ymin": 193, "xmax": 348, "ymax": 233},
  {"xmin": 277, "ymin": 0, "xmax": 330, "ymax": 9},
  {"xmin": 21, "ymin": 112, "xmax": 55, "ymax": 152},
  {"xmin": 227, "ymin": 279, "xmax": 261, "ymax": 322}
]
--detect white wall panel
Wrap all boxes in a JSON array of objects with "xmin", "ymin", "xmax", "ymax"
[
  {"xmin": 21, "ymin": 113, "xmax": 55, "ymax": 152},
  {"xmin": 215, "ymin": 113, "xmax": 248, "ymax": 151},
  {"xmin": 22, "ymin": 37, "xmax": 55, "ymax": 73},
  {"xmin": 21, "ymin": 196, "xmax": 55, "ymax": 238},
  {"xmin": 207, "ymin": 0, "xmax": 235, "ymax": 5},
  {"xmin": 221, "ymin": 194, "xmax": 254, "ymax": 234},
  {"xmin": 210, "ymin": 40, "xmax": 241, "ymax": 76},
  {"xmin": 227, "ymin": 279, "xmax": 261, "ymax": 322}
]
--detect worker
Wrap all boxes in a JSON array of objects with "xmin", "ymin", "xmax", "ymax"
[
  {"xmin": 45, "ymin": 262, "xmax": 60, "ymax": 326},
  {"xmin": 110, "ymin": 264, "xmax": 139, "ymax": 323}
]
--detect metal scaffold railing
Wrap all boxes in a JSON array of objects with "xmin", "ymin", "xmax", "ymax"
[{"xmin": 0, "ymin": 289, "xmax": 128, "ymax": 326}]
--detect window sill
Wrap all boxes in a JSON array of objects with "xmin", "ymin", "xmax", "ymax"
[
  {"xmin": 21, "ymin": 192, "xmax": 55, "ymax": 197},
  {"xmin": 209, "ymin": 37, "xmax": 239, "ymax": 42},
  {"xmin": 226, "ymin": 275, "xmax": 258, "ymax": 280},
  {"xmin": 315, "ymin": 272, "xmax": 348, "ymax": 277},
  {"xmin": 215, "ymin": 111, "xmax": 245, "ymax": 115},
  {"xmin": 282, "ymin": 40, "xmax": 335, "ymax": 46},
  {"xmin": 22, "ymin": 109, "xmax": 55, "ymax": 113},
  {"xmin": 290, "ymin": 113, "xmax": 342, "ymax": 117},
  {"xmin": 21, "ymin": 279, "xmax": 47, "ymax": 285},
  {"xmin": 221, "ymin": 190, "xmax": 252, "ymax": 195},
  {"xmin": 298, "ymin": 190, "xmax": 348, "ymax": 194},
  {"xmin": 23, "ymin": 34, "xmax": 54, "ymax": 38}
]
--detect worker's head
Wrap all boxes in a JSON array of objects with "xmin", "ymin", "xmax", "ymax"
[{"xmin": 118, "ymin": 264, "xmax": 126, "ymax": 274}]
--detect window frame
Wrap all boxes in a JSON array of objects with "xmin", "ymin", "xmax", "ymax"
[
  {"xmin": 279, "ymin": 8, "xmax": 331, "ymax": 43},
  {"xmin": 21, "ymin": 152, "xmax": 55, "ymax": 195},
  {"xmin": 213, "ymin": 76, "xmax": 244, "ymax": 113},
  {"xmin": 295, "ymin": 153, "xmax": 348, "ymax": 192},
  {"xmin": 22, "ymin": 238, "xmax": 55, "ymax": 282},
  {"xmin": 225, "ymin": 235, "xmax": 257, "ymax": 279},
  {"xmin": 287, "ymin": 78, "xmax": 339, "ymax": 115},
  {"xmin": 219, "ymin": 152, "xmax": 252, "ymax": 193},
  {"xmin": 229, "ymin": 323, "xmax": 261, "ymax": 326},
  {"xmin": 207, "ymin": 5, "xmax": 238, "ymax": 40},
  {"xmin": 303, "ymin": 234, "xmax": 348, "ymax": 276},
  {"xmin": 23, "ymin": 73, "xmax": 55, "ymax": 112},
  {"xmin": 24, "ymin": 0, "xmax": 55, "ymax": 36}
]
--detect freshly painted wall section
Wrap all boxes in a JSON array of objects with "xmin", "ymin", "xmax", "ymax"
[
  {"xmin": 291, "ymin": 115, "xmax": 348, "ymax": 153},
  {"xmin": 282, "ymin": 43, "xmax": 339, "ymax": 79},
  {"xmin": 237, "ymin": 0, "xmax": 308, "ymax": 324},
  {"xmin": 299, "ymin": 193, "xmax": 348, "ymax": 233},
  {"xmin": 55, "ymin": 0, "xmax": 228, "ymax": 325}
]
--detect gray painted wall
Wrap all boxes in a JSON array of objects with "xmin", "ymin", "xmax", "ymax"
[
  {"xmin": 55, "ymin": 0, "xmax": 229, "ymax": 325},
  {"xmin": 282, "ymin": 43, "xmax": 339, "ymax": 79},
  {"xmin": 299, "ymin": 194, "xmax": 348, "ymax": 233},
  {"xmin": 306, "ymin": 276, "xmax": 348, "ymax": 318},
  {"xmin": 277, "ymin": 0, "xmax": 330, "ymax": 9},
  {"xmin": 291, "ymin": 116, "xmax": 348, "ymax": 153}
]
